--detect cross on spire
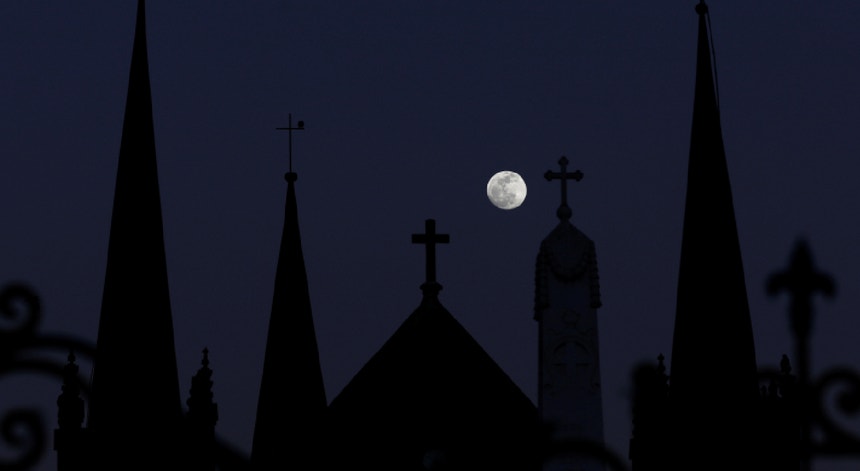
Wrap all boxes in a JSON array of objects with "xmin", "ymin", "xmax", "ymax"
[
  {"xmin": 276, "ymin": 113, "xmax": 305, "ymax": 181},
  {"xmin": 544, "ymin": 156, "xmax": 583, "ymax": 221},
  {"xmin": 411, "ymin": 219, "xmax": 449, "ymax": 289}
]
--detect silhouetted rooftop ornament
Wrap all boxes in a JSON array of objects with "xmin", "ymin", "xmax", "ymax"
[
  {"xmin": 57, "ymin": 350, "xmax": 84, "ymax": 430},
  {"xmin": 187, "ymin": 347, "xmax": 217, "ymax": 431},
  {"xmin": 276, "ymin": 113, "xmax": 305, "ymax": 181},
  {"xmin": 544, "ymin": 156, "xmax": 583, "ymax": 221},
  {"xmin": 411, "ymin": 219, "xmax": 449, "ymax": 297}
]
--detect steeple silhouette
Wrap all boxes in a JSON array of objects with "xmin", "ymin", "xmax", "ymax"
[
  {"xmin": 667, "ymin": 1, "xmax": 759, "ymax": 467},
  {"xmin": 628, "ymin": 5, "xmax": 803, "ymax": 470},
  {"xmin": 250, "ymin": 126, "xmax": 327, "ymax": 470},
  {"xmin": 87, "ymin": 1, "xmax": 184, "ymax": 469}
]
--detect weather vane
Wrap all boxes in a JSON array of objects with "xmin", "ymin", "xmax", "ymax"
[
  {"xmin": 276, "ymin": 113, "xmax": 304, "ymax": 178},
  {"xmin": 544, "ymin": 156, "xmax": 583, "ymax": 221}
]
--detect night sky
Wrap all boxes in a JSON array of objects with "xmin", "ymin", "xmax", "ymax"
[{"xmin": 4, "ymin": 2, "xmax": 860, "ymax": 470}]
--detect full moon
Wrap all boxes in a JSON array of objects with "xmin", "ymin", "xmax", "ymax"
[{"xmin": 486, "ymin": 171, "xmax": 527, "ymax": 210}]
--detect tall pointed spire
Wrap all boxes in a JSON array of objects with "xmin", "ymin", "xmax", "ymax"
[
  {"xmin": 667, "ymin": 0, "xmax": 759, "ymax": 466},
  {"xmin": 251, "ymin": 125, "xmax": 327, "ymax": 470},
  {"xmin": 88, "ymin": 0, "xmax": 183, "ymax": 467}
]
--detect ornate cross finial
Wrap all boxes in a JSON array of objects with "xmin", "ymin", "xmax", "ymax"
[
  {"xmin": 544, "ymin": 156, "xmax": 583, "ymax": 221},
  {"xmin": 411, "ymin": 219, "xmax": 450, "ymax": 289},
  {"xmin": 767, "ymin": 239, "xmax": 834, "ymax": 471},
  {"xmin": 767, "ymin": 239, "xmax": 835, "ymax": 338},
  {"xmin": 276, "ymin": 113, "xmax": 304, "ymax": 182}
]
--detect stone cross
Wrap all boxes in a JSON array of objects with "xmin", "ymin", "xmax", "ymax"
[
  {"xmin": 412, "ymin": 219, "xmax": 449, "ymax": 285},
  {"xmin": 545, "ymin": 156, "xmax": 583, "ymax": 220}
]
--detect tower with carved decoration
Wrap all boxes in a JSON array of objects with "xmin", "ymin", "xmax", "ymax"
[{"xmin": 535, "ymin": 157, "xmax": 604, "ymax": 471}]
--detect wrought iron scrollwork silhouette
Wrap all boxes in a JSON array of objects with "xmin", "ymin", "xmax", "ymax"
[
  {"xmin": 0, "ymin": 410, "xmax": 44, "ymax": 471},
  {"xmin": 0, "ymin": 283, "xmax": 94, "ymax": 471},
  {"xmin": 814, "ymin": 367, "xmax": 860, "ymax": 454}
]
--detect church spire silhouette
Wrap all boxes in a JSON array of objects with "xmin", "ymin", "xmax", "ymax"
[
  {"xmin": 666, "ymin": 0, "xmax": 759, "ymax": 467},
  {"xmin": 250, "ymin": 119, "xmax": 327, "ymax": 470},
  {"xmin": 87, "ymin": 1, "xmax": 184, "ymax": 469}
]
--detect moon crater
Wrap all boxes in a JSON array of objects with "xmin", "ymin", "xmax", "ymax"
[{"xmin": 487, "ymin": 171, "xmax": 527, "ymax": 210}]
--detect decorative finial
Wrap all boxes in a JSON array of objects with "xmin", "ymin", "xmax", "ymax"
[
  {"xmin": 276, "ymin": 113, "xmax": 305, "ymax": 181},
  {"xmin": 544, "ymin": 156, "xmax": 583, "ymax": 221},
  {"xmin": 695, "ymin": 0, "xmax": 708, "ymax": 15},
  {"xmin": 57, "ymin": 349, "xmax": 84, "ymax": 429},
  {"xmin": 411, "ymin": 219, "xmax": 450, "ymax": 296},
  {"xmin": 767, "ymin": 239, "xmax": 835, "ymax": 338},
  {"xmin": 187, "ymin": 346, "xmax": 218, "ymax": 430}
]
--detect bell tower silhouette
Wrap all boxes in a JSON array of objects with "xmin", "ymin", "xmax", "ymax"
[{"xmin": 535, "ymin": 156, "xmax": 604, "ymax": 471}]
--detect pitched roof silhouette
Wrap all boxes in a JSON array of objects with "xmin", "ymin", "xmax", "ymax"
[{"xmin": 327, "ymin": 243, "xmax": 539, "ymax": 470}]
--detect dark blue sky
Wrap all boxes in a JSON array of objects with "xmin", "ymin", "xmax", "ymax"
[{"xmin": 3, "ymin": 2, "xmax": 860, "ymax": 469}]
